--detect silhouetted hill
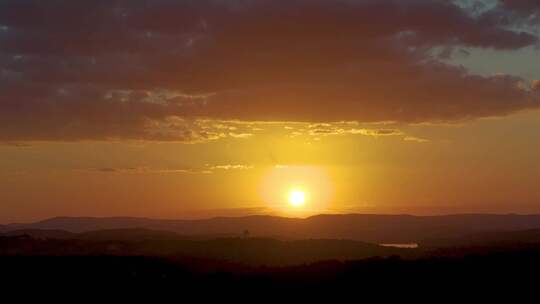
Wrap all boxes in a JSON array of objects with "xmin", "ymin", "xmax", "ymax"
[
  {"xmin": 3, "ymin": 226, "xmax": 540, "ymax": 294},
  {"xmin": 2, "ymin": 240, "xmax": 540, "ymax": 294},
  {"xmin": 2, "ymin": 228, "xmax": 190, "ymax": 241},
  {"xmin": 1, "ymin": 227, "xmax": 239, "ymax": 242},
  {"xmin": 6, "ymin": 214, "xmax": 540, "ymax": 243},
  {"xmin": 0, "ymin": 234, "xmax": 406, "ymax": 266},
  {"xmin": 3, "ymin": 229, "xmax": 76, "ymax": 239},
  {"xmin": 422, "ymin": 228, "xmax": 540, "ymax": 248},
  {"xmin": 77, "ymin": 228, "xmax": 188, "ymax": 241}
]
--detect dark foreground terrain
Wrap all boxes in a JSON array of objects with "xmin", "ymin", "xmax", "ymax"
[
  {"xmin": 2, "ymin": 250, "xmax": 540, "ymax": 292},
  {"xmin": 4, "ymin": 214, "xmax": 540, "ymax": 296},
  {"xmin": 1, "ymin": 230, "xmax": 540, "ymax": 297}
]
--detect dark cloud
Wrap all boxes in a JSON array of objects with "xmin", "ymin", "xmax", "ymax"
[
  {"xmin": 481, "ymin": 0, "xmax": 540, "ymax": 27},
  {"xmin": 0, "ymin": 0, "xmax": 539, "ymax": 141},
  {"xmin": 499, "ymin": 0, "xmax": 540, "ymax": 13}
]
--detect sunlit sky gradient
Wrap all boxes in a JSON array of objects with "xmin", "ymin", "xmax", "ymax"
[{"xmin": 1, "ymin": 0, "xmax": 540, "ymax": 222}]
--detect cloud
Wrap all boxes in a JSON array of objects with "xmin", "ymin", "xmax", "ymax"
[
  {"xmin": 499, "ymin": 0, "xmax": 540, "ymax": 10},
  {"xmin": 496, "ymin": 0, "xmax": 540, "ymax": 24},
  {"xmin": 349, "ymin": 129, "xmax": 405, "ymax": 137},
  {"xmin": 305, "ymin": 123, "xmax": 404, "ymax": 137},
  {"xmin": 0, "ymin": 0, "xmax": 539, "ymax": 141},
  {"xmin": 94, "ymin": 166, "xmax": 212, "ymax": 174},
  {"xmin": 532, "ymin": 80, "xmax": 540, "ymax": 92},
  {"xmin": 96, "ymin": 167, "xmax": 122, "ymax": 173},
  {"xmin": 91, "ymin": 163, "xmax": 254, "ymax": 174},
  {"xmin": 0, "ymin": 141, "xmax": 32, "ymax": 147},
  {"xmin": 404, "ymin": 136, "xmax": 431, "ymax": 143},
  {"xmin": 209, "ymin": 165, "xmax": 254, "ymax": 171},
  {"xmin": 228, "ymin": 132, "xmax": 253, "ymax": 139}
]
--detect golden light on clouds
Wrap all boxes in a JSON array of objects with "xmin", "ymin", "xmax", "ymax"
[{"xmin": 260, "ymin": 165, "xmax": 333, "ymax": 216}]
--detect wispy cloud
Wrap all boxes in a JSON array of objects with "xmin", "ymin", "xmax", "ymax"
[
  {"xmin": 0, "ymin": 141, "xmax": 32, "ymax": 147},
  {"xmin": 92, "ymin": 163, "xmax": 255, "ymax": 175},
  {"xmin": 302, "ymin": 123, "xmax": 404, "ymax": 138},
  {"xmin": 93, "ymin": 166, "xmax": 212, "ymax": 175},
  {"xmin": 404, "ymin": 136, "xmax": 431, "ymax": 143},
  {"xmin": 229, "ymin": 132, "xmax": 253, "ymax": 139},
  {"xmin": 209, "ymin": 164, "xmax": 254, "ymax": 171}
]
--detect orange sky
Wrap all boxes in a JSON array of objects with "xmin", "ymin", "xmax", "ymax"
[
  {"xmin": 2, "ymin": 110, "xmax": 540, "ymax": 222},
  {"xmin": 1, "ymin": 0, "xmax": 540, "ymax": 222}
]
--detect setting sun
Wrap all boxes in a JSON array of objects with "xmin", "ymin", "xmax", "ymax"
[
  {"xmin": 288, "ymin": 190, "xmax": 306, "ymax": 207},
  {"xmin": 260, "ymin": 165, "xmax": 334, "ymax": 215}
]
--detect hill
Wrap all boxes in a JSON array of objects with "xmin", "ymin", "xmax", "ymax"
[
  {"xmin": 422, "ymin": 228, "xmax": 540, "ymax": 248},
  {"xmin": 3, "ymin": 229, "xmax": 75, "ymax": 239},
  {"xmin": 5, "ymin": 214, "xmax": 540, "ymax": 243},
  {"xmin": 0, "ymin": 234, "xmax": 406, "ymax": 266}
]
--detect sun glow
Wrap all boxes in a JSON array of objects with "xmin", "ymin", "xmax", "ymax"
[
  {"xmin": 288, "ymin": 190, "xmax": 306, "ymax": 207},
  {"xmin": 260, "ymin": 165, "xmax": 333, "ymax": 216}
]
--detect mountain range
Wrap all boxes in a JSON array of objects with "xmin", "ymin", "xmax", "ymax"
[{"xmin": 5, "ymin": 213, "xmax": 540, "ymax": 243}]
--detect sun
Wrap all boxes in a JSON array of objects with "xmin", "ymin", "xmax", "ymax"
[
  {"xmin": 260, "ymin": 165, "xmax": 333, "ymax": 215},
  {"xmin": 288, "ymin": 190, "xmax": 306, "ymax": 207}
]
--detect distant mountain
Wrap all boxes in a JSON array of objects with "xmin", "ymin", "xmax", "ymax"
[
  {"xmin": 2, "ymin": 228, "xmax": 188, "ymax": 241},
  {"xmin": 5, "ymin": 214, "xmax": 540, "ymax": 243}
]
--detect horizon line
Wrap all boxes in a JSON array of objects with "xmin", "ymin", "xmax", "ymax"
[{"xmin": 4, "ymin": 212, "xmax": 540, "ymax": 226}]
